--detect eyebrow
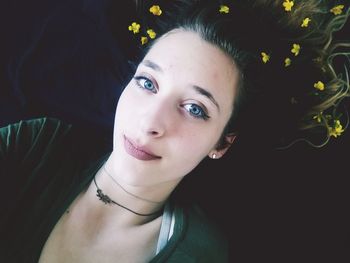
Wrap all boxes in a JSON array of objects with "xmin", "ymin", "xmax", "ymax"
[
  {"xmin": 192, "ymin": 85, "xmax": 220, "ymax": 112},
  {"xmin": 141, "ymin": 60, "xmax": 163, "ymax": 73},
  {"xmin": 141, "ymin": 59, "xmax": 220, "ymax": 111}
]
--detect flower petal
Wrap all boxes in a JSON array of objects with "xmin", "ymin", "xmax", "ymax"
[
  {"xmin": 283, "ymin": 0, "xmax": 294, "ymax": 12},
  {"xmin": 141, "ymin": 36, "xmax": 148, "ymax": 45},
  {"xmin": 128, "ymin": 22, "xmax": 141, "ymax": 34},
  {"xmin": 301, "ymin": 18, "xmax": 311, "ymax": 27},
  {"xmin": 314, "ymin": 81, "xmax": 325, "ymax": 91},
  {"xmin": 149, "ymin": 5, "xmax": 162, "ymax": 16},
  {"xmin": 219, "ymin": 5, "xmax": 230, "ymax": 14},
  {"xmin": 261, "ymin": 52, "xmax": 270, "ymax": 63},
  {"xmin": 330, "ymin": 5, "xmax": 344, "ymax": 15},
  {"xmin": 291, "ymin": 43, "xmax": 301, "ymax": 56},
  {"xmin": 147, "ymin": 29, "xmax": 156, "ymax": 39},
  {"xmin": 285, "ymin": 57, "xmax": 292, "ymax": 67}
]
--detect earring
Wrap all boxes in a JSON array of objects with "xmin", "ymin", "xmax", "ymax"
[{"xmin": 212, "ymin": 153, "xmax": 217, "ymax": 159}]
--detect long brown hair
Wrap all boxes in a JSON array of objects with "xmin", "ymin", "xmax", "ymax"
[{"xmin": 133, "ymin": 0, "xmax": 350, "ymax": 148}]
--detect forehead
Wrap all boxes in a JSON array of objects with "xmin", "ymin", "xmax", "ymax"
[{"xmin": 143, "ymin": 30, "xmax": 238, "ymax": 113}]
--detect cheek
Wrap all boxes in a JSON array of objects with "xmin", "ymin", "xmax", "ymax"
[
  {"xmin": 113, "ymin": 87, "xmax": 136, "ymax": 139},
  {"xmin": 176, "ymin": 129, "xmax": 217, "ymax": 159},
  {"xmin": 115, "ymin": 86, "xmax": 137, "ymax": 120},
  {"xmin": 169, "ymin": 135, "xmax": 212, "ymax": 176}
]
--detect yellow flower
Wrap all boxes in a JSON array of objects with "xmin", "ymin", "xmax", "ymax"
[
  {"xmin": 329, "ymin": 120, "xmax": 345, "ymax": 138},
  {"xmin": 291, "ymin": 43, "xmax": 301, "ymax": 56},
  {"xmin": 219, "ymin": 5, "xmax": 230, "ymax": 14},
  {"xmin": 147, "ymin": 29, "xmax": 156, "ymax": 39},
  {"xmin": 283, "ymin": 0, "xmax": 294, "ymax": 12},
  {"xmin": 261, "ymin": 52, "xmax": 270, "ymax": 63},
  {"xmin": 141, "ymin": 36, "xmax": 148, "ymax": 45},
  {"xmin": 149, "ymin": 5, "xmax": 162, "ymax": 16},
  {"xmin": 330, "ymin": 5, "xmax": 344, "ymax": 15},
  {"xmin": 313, "ymin": 112, "xmax": 323, "ymax": 123},
  {"xmin": 301, "ymin": 18, "xmax": 311, "ymax": 27},
  {"xmin": 284, "ymin": 57, "xmax": 291, "ymax": 67},
  {"xmin": 128, "ymin": 22, "xmax": 140, "ymax": 34},
  {"xmin": 314, "ymin": 81, "xmax": 325, "ymax": 91}
]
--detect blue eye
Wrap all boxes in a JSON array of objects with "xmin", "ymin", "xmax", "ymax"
[
  {"xmin": 143, "ymin": 79, "xmax": 154, "ymax": 90},
  {"xmin": 134, "ymin": 76, "xmax": 157, "ymax": 93},
  {"xmin": 183, "ymin": 104, "xmax": 210, "ymax": 120}
]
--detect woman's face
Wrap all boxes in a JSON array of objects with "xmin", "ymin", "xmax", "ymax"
[{"xmin": 112, "ymin": 30, "xmax": 238, "ymax": 186}]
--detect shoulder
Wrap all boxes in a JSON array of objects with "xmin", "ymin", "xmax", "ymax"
[
  {"xmin": 2, "ymin": 116, "xmax": 70, "ymax": 130},
  {"xmin": 171, "ymin": 203, "xmax": 229, "ymax": 262},
  {"xmin": 0, "ymin": 117, "xmax": 71, "ymax": 143},
  {"xmin": 0, "ymin": 117, "xmax": 72, "ymax": 161},
  {"xmin": 187, "ymin": 204, "xmax": 228, "ymax": 261}
]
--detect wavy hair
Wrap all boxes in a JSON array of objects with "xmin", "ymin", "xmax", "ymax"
[{"xmin": 133, "ymin": 0, "xmax": 350, "ymax": 148}]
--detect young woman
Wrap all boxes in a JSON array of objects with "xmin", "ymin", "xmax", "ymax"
[{"xmin": 1, "ymin": 0, "xmax": 349, "ymax": 262}]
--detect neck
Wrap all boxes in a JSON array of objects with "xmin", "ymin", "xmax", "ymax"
[
  {"xmin": 93, "ymin": 176, "xmax": 163, "ymax": 217},
  {"xmin": 80, "ymin": 157, "xmax": 179, "ymax": 226},
  {"xmin": 102, "ymin": 164, "xmax": 164, "ymax": 205}
]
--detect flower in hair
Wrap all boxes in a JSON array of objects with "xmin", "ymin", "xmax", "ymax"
[
  {"xmin": 261, "ymin": 52, "xmax": 270, "ymax": 63},
  {"xmin": 141, "ymin": 36, "xmax": 148, "ymax": 45},
  {"xmin": 219, "ymin": 5, "xmax": 230, "ymax": 14},
  {"xmin": 128, "ymin": 22, "xmax": 141, "ymax": 34},
  {"xmin": 330, "ymin": 5, "xmax": 344, "ymax": 15},
  {"xmin": 147, "ymin": 29, "xmax": 157, "ymax": 39},
  {"xmin": 283, "ymin": 0, "xmax": 294, "ymax": 12},
  {"xmin": 314, "ymin": 81, "xmax": 325, "ymax": 91},
  {"xmin": 329, "ymin": 120, "xmax": 345, "ymax": 137},
  {"xmin": 291, "ymin": 44, "xmax": 301, "ymax": 56},
  {"xmin": 313, "ymin": 112, "xmax": 323, "ymax": 123},
  {"xmin": 149, "ymin": 5, "xmax": 162, "ymax": 16},
  {"xmin": 301, "ymin": 18, "xmax": 311, "ymax": 27},
  {"xmin": 284, "ymin": 57, "xmax": 292, "ymax": 67}
]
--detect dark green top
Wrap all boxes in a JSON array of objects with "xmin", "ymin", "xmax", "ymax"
[{"xmin": 0, "ymin": 118, "xmax": 228, "ymax": 262}]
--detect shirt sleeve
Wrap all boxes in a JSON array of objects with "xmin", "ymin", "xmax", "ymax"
[
  {"xmin": 0, "ymin": 117, "xmax": 71, "ymax": 166},
  {"xmin": 0, "ymin": 117, "xmax": 73, "ymax": 226}
]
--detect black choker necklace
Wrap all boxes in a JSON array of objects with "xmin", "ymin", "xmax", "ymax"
[{"xmin": 93, "ymin": 177, "xmax": 163, "ymax": 217}]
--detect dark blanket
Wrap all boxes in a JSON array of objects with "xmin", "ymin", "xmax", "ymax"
[{"xmin": 0, "ymin": 0, "xmax": 137, "ymax": 132}]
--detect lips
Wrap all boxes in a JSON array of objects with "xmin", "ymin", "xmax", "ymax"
[{"xmin": 124, "ymin": 136, "xmax": 161, "ymax": 161}]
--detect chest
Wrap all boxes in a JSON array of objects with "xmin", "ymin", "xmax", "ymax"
[{"xmin": 38, "ymin": 212, "xmax": 161, "ymax": 263}]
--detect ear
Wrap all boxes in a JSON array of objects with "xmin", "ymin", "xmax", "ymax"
[{"xmin": 208, "ymin": 133, "xmax": 237, "ymax": 159}]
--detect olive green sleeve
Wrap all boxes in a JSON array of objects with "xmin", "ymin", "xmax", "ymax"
[{"xmin": 0, "ymin": 117, "xmax": 72, "ymax": 167}]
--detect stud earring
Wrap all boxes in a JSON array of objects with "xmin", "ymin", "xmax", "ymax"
[{"xmin": 212, "ymin": 153, "xmax": 217, "ymax": 159}]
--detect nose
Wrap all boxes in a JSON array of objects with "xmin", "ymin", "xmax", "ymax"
[{"xmin": 138, "ymin": 100, "xmax": 171, "ymax": 138}]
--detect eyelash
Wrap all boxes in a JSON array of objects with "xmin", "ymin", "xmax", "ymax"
[
  {"xmin": 133, "ymin": 75, "xmax": 210, "ymax": 121},
  {"xmin": 134, "ymin": 76, "xmax": 158, "ymax": 93},
  {"xmin": 182, "ymin": 104, "xmax": 210, "ymax": 120}
]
